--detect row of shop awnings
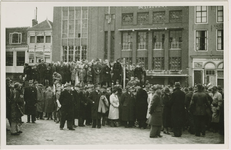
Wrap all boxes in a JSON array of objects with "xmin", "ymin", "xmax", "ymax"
[{"xmin": 118, "ymin": 27, "xmax": 183, "ymax": 31}]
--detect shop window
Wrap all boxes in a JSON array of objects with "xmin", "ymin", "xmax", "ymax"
[
  {"xmin": 37, "ymin": 36, "xmax": 44, "ymax": 43},
  {"xmin": 29, "ymin": 54, "xmax": 34, "ymax": 63},
  {"xmin": 153, "ymin": 31, "xmax": 165, "ymax": 50},
  {"xmin": 217, "ymin": 30, "xmax": 223, "ymax": 50},
  {"xmin": 153, "ymin": 11, "xmax": 165, "ymax": 23},
  {"xmin": 122, "ymin": 13, "xmax": 133, "ymax": 25},
  {"xmin": 169, "ymin": 10, "xmax": 182, "ymax": 23},
  {"xmin": 16, "ymin": 51, "xmax": 25, "ymax": 66},
  {"xmin": 205, "ymin": 70, "xmax": 215, "ymax": 75},
  {"xmin": 30, "ymin": 36, "xmax": 35, "ymax": 43},
  {"xmin": 122, "ymin": 32, "xmax": 132, "ymax": 50},
  {"xmin": 196, "ymin": 30, "xmax": 207, "ymax": 51},
  {"xmin": 169, "ymin": 30, "xmax": 182, "ymax": 49},
  {"xmin": 82, "ymin": 45, "xmax": 87, "ymax": 60},
  {"xmin": 137, "ymin": 32, "xmax": 147, "ymax": 50},
  {"xmin": 46, "ymin": 36, "xmax": 51, "ymax": 43},
  {"xmin": 137, "ymin": 57, "xmax": 148, "ymax": 69},
  {"xmin": 169, "ymin": 57, "xmax": 181, "ymax": 70},
  {"xmin": 217, "ymin": 6, "xmax": 223, "ymax": 22},
  {"xmin": 9, "ymin": 32, "xmax": 22, "ymax": 44},
  {"xmin": 217, "ymin": 70, "xmax": 224, "ymax": 78},
  {"xmin": 153, "ymin": 57, "xmax": 164, "ymax": 70},
  {"xmin": 196, "ymin": 6, "xmax": 207, "ymax": 23},
  {"xmin": 45, "ymin": 57, "xmax": 50, "ymax": 63},
  {"xmin": 137, "ymin": 12, "xmax": 149, "ymax": 25},
  {"xmin": 6, "ymin": 52, "xmax": 13, "ymax": 66}
]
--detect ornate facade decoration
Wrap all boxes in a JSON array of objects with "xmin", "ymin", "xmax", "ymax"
[
  {"xmin": 153, "ymin": 11, "xmax": 165, "ymax": 23},
  {"xmin": 137, "ymin": 12, "xmax": 149, "ymax": 24},
  {"xmin": 169, "ymin": 10, "xmax": 182, "ymax": 23},
  {"xmin": 122, "ymin": 13, "xmax": 133, "ymax": 25}
]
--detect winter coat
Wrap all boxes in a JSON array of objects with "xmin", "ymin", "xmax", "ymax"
[
  {"xmin": 72, "ymin": 90, "xmax": 81, "ymax": 119},
  {"xmin": 89, "ymin": 90, "xmax": 101, "ymax": 119},
  {"xmin": 79, "ymin": 68, "xmax": 87, "ymax": 83},
  {"xmin": 44, "ymin": 90, "xmax": 55, "ymax": 113},
  {"xmin": 92, "ymin": 63, "xmax": 102, "ymax": 85},
  {"xmin": 101, "ymin": 64, "xmax": 111, "ymax": 82},
  {"xmin": 112, "ymin": 62, "xmax": 122, "ymax": 82},
  {"xmin": 24, "ymin": 86, "xmax": 37, "ymax": 115},
  {"xmin": 108, "ymin": 93, "xmax": 120, "ymax": 120},
  {"xmin": 36, "ymin": 85, "xmax": 45, "ymax": 113},
  {"xmin": 134, "ymin": 67, "xmax": 143, "ymax": 82},
  {"xmin": 149, "ymin": 91, "xmax": 163, "ymax": 126},
  {"xmin": 23, "ymin": 66, "xmax": 32, "ymax": 81},
  {"xmin": 189, "ymin": 92, "xmax": 210, "ymax": 116},
  {"xmin": 135, "ymin": 89, "xmax": 148, "ymax": 120},
  {"xmin": 120, "ymin": 92, "xmax": 135, "ymax": 122},
  {"xmin": 11, "ymin": 89, "xmax": 24, "ymax": 122},
  {"xmin": 162, "ymin": 93, "xmax": 172, "ymax": 128},
  {"xmin": 59, "ymin": 89, "xmax": 75, "ymax": 121},
  {"xmin": 98, "ymin": 95, "xmax": 109, "ymax": 113},
  {"xmin": 170, "ymin": 88, "xmax": 185, "ymax": 129},
  {"xmin": 86, "ymin": 69, "xmax": 93, "ymax": 83}
]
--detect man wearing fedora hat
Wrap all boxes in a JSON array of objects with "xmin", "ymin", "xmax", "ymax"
[
  {"xmin": 24, "ymin": 80, "xmax": 37, "ymax": 123},
  {"xmin": 170, "ymin": 82, "xmax": 186, "ymax": 137}
]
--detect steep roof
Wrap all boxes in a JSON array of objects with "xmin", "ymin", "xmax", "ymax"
[{"xmin": 28, "ymin": 19, "xmax": 53, "ymax": 31}]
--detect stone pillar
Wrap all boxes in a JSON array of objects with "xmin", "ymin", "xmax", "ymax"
[
  {"xmin": 132, "ymin": 31, "xmax": 137, "ymax": 64},
  {"xmin": 148, "ymin": 31, "xmax": 153, "ymax": 70}
]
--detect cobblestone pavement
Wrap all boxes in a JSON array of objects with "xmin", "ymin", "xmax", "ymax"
[{"xmin": 6, "ymin": 116, "xmax": 224, "ymax": 145}]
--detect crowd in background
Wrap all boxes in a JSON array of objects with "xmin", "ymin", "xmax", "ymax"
[{"xmin": 6, "ymin": 58, "xmax": 224, "ymax": 139}]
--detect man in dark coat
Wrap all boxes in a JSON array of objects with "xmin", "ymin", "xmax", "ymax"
[
  {"xmin": 185, "ymin": 87, "xmax": 195, "ymax": 134},
  {"xmin": 37, "ymin": 59, "xmax": 47, "ymax": 85},
  {"xmin": 101, "ymin": 61, "xmax": 111, "ymax": 87},
  {"xmin": 92, "ymin": 61, "xmax": 102, "ymax": 86},
  {"xmin": 6, "ymin": 78, "xmax": 12, "ymax": 126},
  {"xmin": 112, "ymin": 59, "xmax": 122, "ymax": 85},
  {"xmin": 134, "ymin": 64, "xmax": 143, "ymax": 84},
  {"xmin": 23, "ymin": 63, "xmax": 32, "ymax": 81},
  {"xmin": 170, "ymin": 82, "xmax": 186, "ymax": 137},
  {"xmin": 24, "ymin": 80, "xmax": 37, "ymax": 123},
  {"xmin": 59, "ymin": 83, "xmax": 75, "ymax": 130},
  {"xmin": 72, "ymin": 85, "xmax": 81, "ymax": 127},
  {"xmin": 189, "ymin": 84, "xmax": 210, "ymax": 137},
  {"xmin": 89, "ymin": 85, "xmax": 101, "ymax": 128},
  {"xmin": 120, "ymin": 86, "xmax": 136, "ymax": 128},
  {"xmin": 135, "ymin": 84, "xmax": 148, "ymax": 129}
]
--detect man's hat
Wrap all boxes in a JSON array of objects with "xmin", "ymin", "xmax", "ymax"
[
  {"xmin": 64, "ymin": 82, "xmax": 72, "ymax": 88},
  {"xmin": 174, "ymin": 82, "xmax": 181, "ymax": 88},
  {"xmin": 28, "ymin": 80, "xmax": 33, "ymax": 84}
]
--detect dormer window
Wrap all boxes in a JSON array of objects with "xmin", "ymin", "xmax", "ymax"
[{"xmin": 9, "ymin": 32, "xmax": 22, "ymax": 44}]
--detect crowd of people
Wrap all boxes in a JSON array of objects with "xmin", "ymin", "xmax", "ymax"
[{"xmin": 6, "ymin": 59, "xmax": 224, "ymax": 139}]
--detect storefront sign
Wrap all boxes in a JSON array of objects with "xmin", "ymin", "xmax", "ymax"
[
  {"xmin": 213, "ymin": 24, "xmax": 223, "ymax": 29},
  {"xmin": 138, "ymin": 6, "xmax": 166, "ymax": 9}
]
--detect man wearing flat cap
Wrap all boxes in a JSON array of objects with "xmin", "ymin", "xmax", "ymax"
[{"xmin": 170, "ymin": 82, "xmax": 186, "ymax": 137}]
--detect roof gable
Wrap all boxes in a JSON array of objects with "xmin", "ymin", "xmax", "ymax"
[{"xmin": 28, "ymin": 19, "xmax": 53, "ymax": 31}]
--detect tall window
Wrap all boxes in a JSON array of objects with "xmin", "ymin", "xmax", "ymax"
[
  {"xmin": 104, "ymin": 31, "xmax": 108, "ymax": 59},
  {"xmin": 153, "ymin": 57, "xmax": 164, "ymax": 70},
  {"xmin": 75, "ymin": 46, "xmax": 80, "ymax": 61},
  {"xmin": 37, "ymin": 36, "xmax": 44, "ymax": 43},
  {"xmin": 153, "ymin": 31, "xmax": 165, "ymax": 50},
  {"xmin": 30, "ymin": 36, "xmax": 35, "ymax": 43},
  {"xmin": 217, "ymin": 30, "xmax": 223, "ymax": 50},
  {"xmin": 217, "ymin": 6, "xmax": 223, "ymax": 22},
  {"xmin": 16, "ymin": 51, "xmax": 25, "ymax": 66},
  {"xmin": 46, "ymin": 36, "xmax": 51, "ymax": 43},
  {"xmin": 6, "ymin": 52, "xmax": 13, "ymax": 66},
  {"xmin": 69, "ymin": 46, "xmax": 74, "ymax": 62},
  {"xmin": 196, "ymin": 6, "xmax": 207, "ymax": 23},
  {"xmin": 122, "ymin": 32, "xmax": 132, "ymax": 50},
  {"xmin": 9, "ymin": 33, "xmax": 22, "ymax": 44},
  {"xmin": 82, "ymin": 45, "xmax": 87, "ymax": 60},
  {"xmin": 196, "ymin": 30, "xmax": 207, "ymax": 50},
  {"xmin": 63, "ymin": 46, "xmax": 67, "ymax": 62},
  {"xmin": 69, "ymin": 20, "xmax": 74, "ymax": 37},
  {"xmin": 137, "ymin": 32, "xmax": 147, "ymax": 50},
  {"xmin": 169, "ymin": 30, "xmax": 182, "ymax": 49},
  {"xmin": 169, "ymin": 57, "xmax": 181, "ymax": 70}
]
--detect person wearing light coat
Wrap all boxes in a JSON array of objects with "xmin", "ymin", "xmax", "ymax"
[{"xmin": 108, "ymin": 88, "xmax": 119, "ymax": 127}]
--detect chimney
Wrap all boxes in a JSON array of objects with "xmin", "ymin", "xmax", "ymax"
[{"xmin": 32, "ymin": 7, "xmax": 38, "ymax": 26}]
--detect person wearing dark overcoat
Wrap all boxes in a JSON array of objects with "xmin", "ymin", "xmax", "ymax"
[
  {"xmin": 89, "ymin": 85, "xmax": 101, "ymax": 128},
  {"xmin": 10, "ymin": 83, "xmax": 24, "ymax": 135},
  {"xmin": 134, "ymin": 64, "xmax": 143, "ymax": 84},
  {"xmin": 24, "ymin": 80, "xmax": 37, "ymax": 123},
  {"xmin": 170, "ymin": 82, "xmax": 186, "ymax": 137},
  {"xmin": 101, "ymin": 61, "xmax": 111, "ymax": 87},
  {"xmin": 112, "ymin": 59, "xmax": 122, "ymax": 84},
  {"xmin": 185, "ymin": 87, "xmax": 195, "ymax": 134},
  {"xmin": 162, "ymin": 87, "xmax": 172, "ymax": 134},
  {"xmin": 35, "ymin": 83, "xmax": 45, "ymax": 120},
  {"xmin": 149, "ymin": 85, "xmax": 163, "ymax": 138},
  {"xmin": 85, "ymin": 85, "xmax": 93, "ymax": 125},
  {"xmin": 37, "ymin": 60, "xmax": 47, "ymax": 85},
  {"xmin": 86, "ymin": 67, "xmax": 93, "ymax": 84},
  {"xmin": 72, "ymin": 85, "xmax": 81, "ymax": 127},
  {"xmin": 6, "ymin": 78, "xmax": 12, "ymax": 126},
  {"xmin": 59, "ymin": 83, "xmax": 75, "ymax": 130},
  {"xmin": 189, "ymin": 84, "xmax": 210, "ymax": 137},
  {"xmin": 120, "ymin": 86, "xmax": 136, "ymax": 128},
  {"xmin": 23, "ymin": 63, "xmax": 32, "ymax": 81},
  {"xmin": 92, "ymin": 61, "xmax": 102, "ymax": 86},
  {"xmin": 44, "ymin": 86, "xmax": 55, "ymax": 120},
  {"xmin": 135, "ymin": 84, "xmax": 148, "ymax": 129}
]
